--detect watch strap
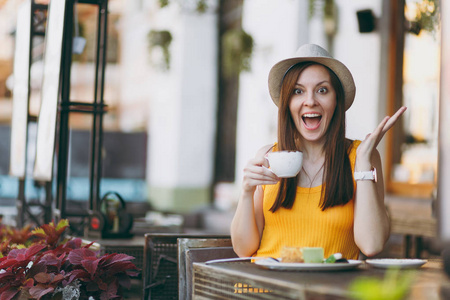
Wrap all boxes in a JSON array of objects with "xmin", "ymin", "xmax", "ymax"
[{"xmin": 354, "ymin": 168, "xmax": 377, "ymax": 182}]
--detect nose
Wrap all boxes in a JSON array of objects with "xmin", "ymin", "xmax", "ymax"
[{"xmin": 304, "ymin": 91, "xmax": 317, "ymax": 107}]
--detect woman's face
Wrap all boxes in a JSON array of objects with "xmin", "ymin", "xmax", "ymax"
[{"xmin": 288, "ymin": 64, "xmax": 337, "ymax": 143}]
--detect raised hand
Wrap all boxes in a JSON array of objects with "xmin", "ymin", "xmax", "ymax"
[{"xmin": 357, "ymin": 106, "xmax": 407, "ymax": 162}]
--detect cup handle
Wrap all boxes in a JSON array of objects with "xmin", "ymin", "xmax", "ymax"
[{"xmin": 262, "ymin": 165, "xmax": 275, "ymax": 175}]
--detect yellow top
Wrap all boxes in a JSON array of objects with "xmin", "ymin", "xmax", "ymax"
[{"xmin": 255, "ymin": 140, "xmax": 361, "ymax": 260}]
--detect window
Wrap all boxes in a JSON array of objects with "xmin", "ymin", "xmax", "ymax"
[{"xmin": 386, "ymin": 0, "xmax": 440, "ymax": 198}]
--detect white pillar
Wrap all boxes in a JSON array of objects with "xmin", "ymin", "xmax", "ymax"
[
  {"xmin": 118, "ymin": 1, "xmax": 151, "ymax": 131},
  {"xmin": 146, "ymin": 1, "xmax": 219, "ymax": 213},
  {"xmin": 438, "ymin": 0, "xmax": 450, "ymax": 243},
  {"xmin": 235, "ymin": 0, "xmax": 309, "ymax": 191}
]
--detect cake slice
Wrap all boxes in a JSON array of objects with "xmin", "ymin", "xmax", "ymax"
[{"xmin": 280, "ymin": 246, "xmax": 303, "ymax": 263}]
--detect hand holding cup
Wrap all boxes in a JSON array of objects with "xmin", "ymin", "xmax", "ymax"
[{"xmin": 266, "ymin": 151, "xmax": 303, "ymax": 178}]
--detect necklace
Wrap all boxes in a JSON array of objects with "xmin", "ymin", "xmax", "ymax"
[{"xmin": 301, "ymin": 164, "xmax": 324, "ymax": 189}]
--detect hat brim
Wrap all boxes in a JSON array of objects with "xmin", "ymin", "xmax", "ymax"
[{"xmin": 268, "ymin": 56, "xmax": 356, "ymax": 111}]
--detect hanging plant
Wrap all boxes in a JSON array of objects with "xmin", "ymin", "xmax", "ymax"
[
  {"xmin": 158, "ymin": 0, "xmax": 169, "ymax": 8},
  {"xmin": 158, "ymin": 0, "xmax": 209, "ymax": 13},
  {"xmin": 308, "ymin": 0, "xmax": 335, "ymax": 20},
  {"xmin": 409, "ymin": 0, "xmax": 440, "ymax": 35},
  {"xmin": 309, "ymin": 0, "xmax": 337, "ymax": 36},
  {"xmin": 221, "ymin": 28, "xmax": 254, "ymax": 78},
  {"xmin": 147, "ymin": 30, "xmax": 173, "ymax": 70},
  {"xmin": 195, "ymin": 0, "xmax": 208, "ymax": 13}
]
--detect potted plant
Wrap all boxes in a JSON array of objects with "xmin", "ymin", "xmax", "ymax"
[{"xmin": 0, "ymin": 220, "xmax": 139, "ymax": 300}]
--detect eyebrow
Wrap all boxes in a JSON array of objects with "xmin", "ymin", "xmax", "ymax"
[{"xmin": 295, "ymin": 80, "xmax": 330, "ymax": 87}]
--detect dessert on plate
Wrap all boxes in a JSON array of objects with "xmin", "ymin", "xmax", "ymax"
[
  {"xmin": 280, "ymin": 246, "xmax": 303, "ymax": 263},
  {"xmin": 279, "ymin": 246, "xmax": 347, "ymax": 263}
]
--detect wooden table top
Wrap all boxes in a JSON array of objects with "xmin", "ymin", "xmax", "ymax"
[{"xmin": 193, "ymin": 259, "xmax": 450, "ymax": 300}]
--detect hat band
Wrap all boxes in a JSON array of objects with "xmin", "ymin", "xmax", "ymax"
[
  {"xmin": 280, "ymin": 62, "xmax": 317, "ymax": 90},
  {"xmin": 281, "ymin": 63, "xmax": 301, "ymax": 86}
]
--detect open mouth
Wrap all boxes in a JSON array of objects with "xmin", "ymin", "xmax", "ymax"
[{"xmin": 302, "ymin": 113, "xmax": 322, "ymax": 129}]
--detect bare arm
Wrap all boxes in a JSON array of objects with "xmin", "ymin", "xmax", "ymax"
[
  {"xmin": 230, "ymin": 145, "xmax": 279, "ymax": 257},
  {"xmin": 353, "ymin": 106, "xmax": 407, "ymax": 256},
  {"xmin": 354, "ymin": 149, "xmax": 389, "ymax": 256}
]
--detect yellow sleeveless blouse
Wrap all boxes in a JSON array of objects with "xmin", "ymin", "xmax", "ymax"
[{"xmin": 255, "ymin": 140, "xmax": 361, "ymax": 260}]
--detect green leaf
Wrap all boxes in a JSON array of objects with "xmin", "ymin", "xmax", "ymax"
[
  {"xmin": 348, "ymin": 268, "xmax": 415, "ymax": 300},
  {"xmin": 55, "ymin": 219, "xmax": 70, "ymax": 232}
]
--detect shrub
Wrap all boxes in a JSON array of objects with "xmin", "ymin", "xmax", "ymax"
[{"xmin": 0, "ymin": 220, "xmax": 139, "ymax": 300}]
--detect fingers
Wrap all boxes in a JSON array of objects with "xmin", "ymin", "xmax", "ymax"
[
  {"xmin": 252, "ymin": 155, "xmax": 270, "ymax": 168},
  {"xmin": 243, "ymin": 158, "xmax": 279, "ymax": 186},
  {"xmin": 246, "ymin": 143, "xmax": 280, "ymax": 186},
  {"xmin": 375, "ymin": 116, "xmax": 391, "ymax": 144},
  {"xmin": 250, "ymin": 163, "xmax": 279, "ymax": 180},
  {"xmin": 372, "ymin": 106, "xmax": 407, "ymax": 144},
  {"xmin": 256, "ymin": 144, "xmax": 274, "ymax": 158},
  {"xmin": 376, "ymin": 116, "xmax": 390, "ymax": 134},
  {"xmin": 381, "ymin": 106, "xmax": 407, "ymax": 134},
  {"xmin": 255, "ymin": 145, "xmax": 274, "ymax": 168},
  {"xmin": 363, "ymin": 116, "xmax": 389, "ymax": 148},
  {"xmin": 361, "ymin": 107, "xmax": 407, "ymax": 153}
]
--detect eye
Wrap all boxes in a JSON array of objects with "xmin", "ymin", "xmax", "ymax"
[
  {"xmin": 317, "ymin": 87, "xmax": 328, "ymax": 94},
  {"xmin": 293, "ymin": 88, "xmax": 303, "ymax": 95}
]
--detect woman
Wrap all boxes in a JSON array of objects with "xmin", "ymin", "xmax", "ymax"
[{"xmin": 230, "ymin": 44, "xmax": 406, "ymax": 260}]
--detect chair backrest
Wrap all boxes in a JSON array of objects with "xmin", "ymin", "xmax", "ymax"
[
  {"xmin": 184, "ymin": 246, "xmax": 237, "ymax": 299},
  {"xmin": 178, "ymin": 238, "xmax": 236, "ymax": 299},
  {"xmin": 143, "ymin": 233, "xmax": 231, "ymax": 300}
]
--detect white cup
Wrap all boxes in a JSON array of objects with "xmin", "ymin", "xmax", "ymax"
[{"xmin": 266, "ymin": 151, "xmax": 303, "ymax": 178}]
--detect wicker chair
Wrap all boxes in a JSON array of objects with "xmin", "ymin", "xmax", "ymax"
[
  {"xmin": 178, "ymin": 237, "xmax": 236, "ymax": 299},
  {"xmin": 143, "ymin": 233, "xmax": 235, "ymax": 300}
]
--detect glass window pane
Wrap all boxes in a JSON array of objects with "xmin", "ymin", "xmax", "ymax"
[{"xmin": 391, "ymin": 0, "xmax": 440, "ymax": 193}]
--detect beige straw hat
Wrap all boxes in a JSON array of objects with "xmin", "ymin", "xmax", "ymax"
[{"xmin": 268, "ymin": 44, "xmax": 356, "ymax": 111}]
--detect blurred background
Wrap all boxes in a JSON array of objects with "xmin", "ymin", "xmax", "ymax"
[{"xmin": 0, "ymin": 0, "xmax": 443, "ymax": 255}]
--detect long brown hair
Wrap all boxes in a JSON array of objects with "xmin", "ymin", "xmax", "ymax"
[{"xmin": 270, "ymin": 62, "xmax": 354, "ymax": 212}]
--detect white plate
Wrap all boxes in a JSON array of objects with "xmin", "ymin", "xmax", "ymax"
[
  {"xmin": 254, "ymin": 258, "xmax": 363, "ymax": 271},
  {"xmin": 365, "ymin": 258, "xmax": 427, "ymax": 269}
]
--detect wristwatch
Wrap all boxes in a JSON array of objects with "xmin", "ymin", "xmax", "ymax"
[{"xmin": 354, "ymin": 168, "xmax": 377, "ymax": 182}]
